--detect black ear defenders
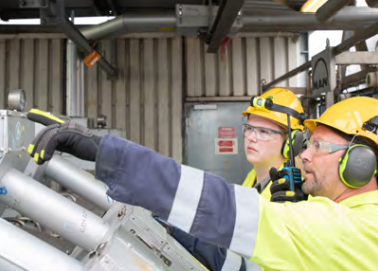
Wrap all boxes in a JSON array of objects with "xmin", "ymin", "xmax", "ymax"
[
  {"xmin": 250, "ymin": 96, "xmax": 307, "ymax": 160},
  {"xmin": 339, "ymin": 144, "xmax": 377, "ymax": 188}
]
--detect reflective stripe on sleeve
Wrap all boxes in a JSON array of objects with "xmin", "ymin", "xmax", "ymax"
[
  {"xmin": 245, "ymin": 260, "xmax": 262, "ymax": 271},
  {"xmin": 229, "ymin": 186, "xmax": 259, "ymax": 257},
  {"xmin": 221, "ymin": 251, "xmax": 242, "ymax": 271},
  {"xmin": 167, "ymin": 165, "xmax": 204, "ymax": 232}
]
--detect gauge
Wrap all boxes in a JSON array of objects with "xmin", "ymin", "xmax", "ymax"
[{"xmin": 8, "ymin": 89, "xmax": 26, "ymax": 112}]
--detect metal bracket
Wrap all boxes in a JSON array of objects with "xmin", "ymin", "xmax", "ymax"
[
  {"xmin": 175, "ymin": 4, "xmax": 242, "ymax": 39},
  {"xmin": 53, "ymin": 0, "xmax": 117, "ymax": 79}
]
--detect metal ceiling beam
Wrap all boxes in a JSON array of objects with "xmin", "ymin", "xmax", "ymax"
[
  {"xmin": 316, "ymin": 0, "xmax": 354, "ymax": 22},
  {"xmin": 54, "ymin": 1, "xmax": 117, "ymax": 78},
  {"xmin": 206, "ymin": 0, "xmax": 244, "ymax": 53}
]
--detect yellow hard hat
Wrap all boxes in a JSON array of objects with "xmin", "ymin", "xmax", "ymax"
[
  {"xmin": 242, "ymin": 88, "xmax": 305, "ymax": 131},
  {"xmin": 304, "ymin": 97, "xmax": 378, "ymax": 146}
]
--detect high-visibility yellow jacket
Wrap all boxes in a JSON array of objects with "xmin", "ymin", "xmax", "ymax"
[{"xmin": 242, "ymin": 164, "xmax": 285, "ymax": 200}]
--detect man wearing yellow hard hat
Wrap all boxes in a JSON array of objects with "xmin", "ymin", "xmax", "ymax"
[{"xmin": 27, "ymin": 95, "xmax": 378, "ymax": 270}]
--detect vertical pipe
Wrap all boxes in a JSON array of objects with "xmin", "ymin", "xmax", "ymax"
[
  {"xmin": 45, "ymin": 155, "xmax": 114, "ymax": 211},
  {"xmin": 0, "ymin": 218, "xmax": 84, "ymax": 271},
  {"xmin": 66, "ymin": 12, "xmax": 84, "ymax": 117},
  {"xmin": 0, "ymin": 168, "xmax": 109, "ymax": 251},
  {"xmin": 66, "ymin": 39, "xmax": 78, "ymax": 116}
]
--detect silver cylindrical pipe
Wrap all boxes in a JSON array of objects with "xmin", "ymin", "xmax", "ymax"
[
  {"xmin": 0, "ymin": 218, "xmax": 84, "ymax": 271},
  {"xmin": 0, "ymin": 168, "xmax": 109, "ymax": 251},
  {"xmin": 66, "ymin": 40, "xmax": 85, "ymax": 117},
  {"xmin": 243, "ymin": 7, "xmax": 378, "ymax": 29},
  {"xmin": 45, "ymin": 155, "xmax": 114, "ymax": 211},
  {"xmin": 81, "ymin": 14, "xmax": 176, "ymax": 40}
]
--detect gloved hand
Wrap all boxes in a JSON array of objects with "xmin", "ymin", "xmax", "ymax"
[
  {"xmin": 269, "ymin": 167, "xmax": 308, "ymax": 203},
  {"xmin": 26, "ymin": 109, "xmax": 101, "ymax": 165}
]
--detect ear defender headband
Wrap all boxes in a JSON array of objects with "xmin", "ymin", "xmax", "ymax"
[{"xmin": 250, "ymin": 96, "xmax": 308, "ymax": 163}]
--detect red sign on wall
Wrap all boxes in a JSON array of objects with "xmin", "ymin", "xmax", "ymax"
[
  {"xmin": 215, "ymin": 138, "xmax": 238, "ymax": 155},
  {"xmin": 218, "ymin": 127, "xmax": 235, "ymax": 138}
]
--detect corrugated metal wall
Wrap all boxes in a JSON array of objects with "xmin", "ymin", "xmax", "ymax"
[
  {"xmin": 0, "ymin": 34, "xmax": 64, "ymax": 113},
  {"xmin": 0, "ymin": 33, "xmax": 303, "ymax": 162},
  {"xmin": 86, "ymin": 37, "xmax": 183, "ymax": 162},
  {"xmin": 186, "ymin": 34, "xmax": 302, "ymax": 97}
]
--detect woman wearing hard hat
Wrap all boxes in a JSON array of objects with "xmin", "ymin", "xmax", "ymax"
[{"xmin": 172, "ymin": 87, "xmax": 308, "ymax": 271}]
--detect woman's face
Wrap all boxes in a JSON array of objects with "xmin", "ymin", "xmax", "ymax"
[{"xmin": 244, "ymin": 115, "xmax": 286, "ymax": 166}]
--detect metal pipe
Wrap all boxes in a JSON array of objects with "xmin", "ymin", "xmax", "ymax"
[
  {"xmin": 0, "ymin": 218, "xmax": 84, "ymax": 271},
  {"xmin": 316, "ymin": 0, "xmax": 354, "ymax": 22},
  {"xmin": 263, "ymin": 62, "xmax": 312, "ymax": 90},
  {"xmin": 66, "ymin": 12, "xmax": 85, "ymax": 118},
  {"xmin": 45, "ymin": 155, "xmax": 115, "ymax": 211},
  {"xmin": 242, "ymin": 7, "xmax": 378, "ymax": 29},
  {"xmin": 66, "ymin": 40, "xmax": 85, "ymax": 117},
  {"xmin": 333, "ymin": 21, "xmax": 378, "ymax": 55},
  {"xmin": 0, "ymin": 168, "xmax": 109, "ymax": 251},
  {"xmin": 81, "ymin": 14, "xmax": 177, "ymax": 41}
]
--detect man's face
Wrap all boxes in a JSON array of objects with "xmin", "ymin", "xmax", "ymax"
[{"xmin": 300, "ymin": 125, "xmax": 350, "ymax": 199}]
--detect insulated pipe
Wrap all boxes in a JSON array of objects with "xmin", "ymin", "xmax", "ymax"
[
  {"xmin": 0, "ymin": 218, "xmax": 84, "ymax": 271},
  {"xmin": 316, "ymin": 0, "xmax": 354, "ymax": 22},
  {"xmin": 45, "ymin": 155, "xmax": 114, "ymax": 211},
  {"xmin": 80, "ymin": 7, "xmax": 378, "ymax": 41},
  {"xmin": 242, "ymin": 7, "xmax": 378, "ymax": 28},
  {"xmin": 0, "ymin": 168, "xmax": 110, "ymax": 251},
  {"xmin": 81, "ymin": 14, "xmax": 177, "ymax": 41}
]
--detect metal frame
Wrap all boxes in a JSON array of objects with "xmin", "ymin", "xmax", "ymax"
[
  {"xmin": 263, "ymin": 20, "xmax": 378, "ymax": 91},
  {"xmin": 18, "ymin": 0, "xmax": 117, "ymax": 78},
  {"xmin": 206, "ymin": 0, "xmax": 244, "ymax": 53},
  {"xmin": 54, "ymin": 1, "xmax": 117, "ymax": 78}
]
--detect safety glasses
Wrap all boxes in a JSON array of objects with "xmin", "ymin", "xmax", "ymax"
[
  {"xmin": 306, "ymin": 138, "xmax": 349, "ymax": 155},
  {"xmin": 242, "ymin": 124, "xmax": 282, "ymax": 141}
]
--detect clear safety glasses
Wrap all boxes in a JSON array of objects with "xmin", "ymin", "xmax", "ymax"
[
  {"xmin": 242, "ymin": 124, "xmax": 282, "ymax": 141},
  {"xmin": 306, "ymin": 138, "xmax": 349, "ymax": 155}
]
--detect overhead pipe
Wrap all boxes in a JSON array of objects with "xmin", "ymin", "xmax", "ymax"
[
  {"xmin": 81, "ymin": 14, "xmax": 177, "ymax": 41},
  {"xmin": 243, "ymin": 7, "xmax": 378, "ymax": 29},
  {"xmin": 316, "ymin": 0, "xmax": 354, "ymax": 22},
  {"xmin": 77, "ymin": 7, "xmax": 378, "ymax": 42}
]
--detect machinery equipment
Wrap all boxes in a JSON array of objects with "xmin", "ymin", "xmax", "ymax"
[{"xmin": 0, "ymin": 107, "xmax": 207, "ymax": 271}]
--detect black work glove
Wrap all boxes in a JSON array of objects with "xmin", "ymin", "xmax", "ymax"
[
  {"xmin": 26, "ymin": 109, "xmax": 101, "ymax": 165},
  {"xmin": 269, "ymin": 167, "xmax": 308, "ymax": 203}
]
